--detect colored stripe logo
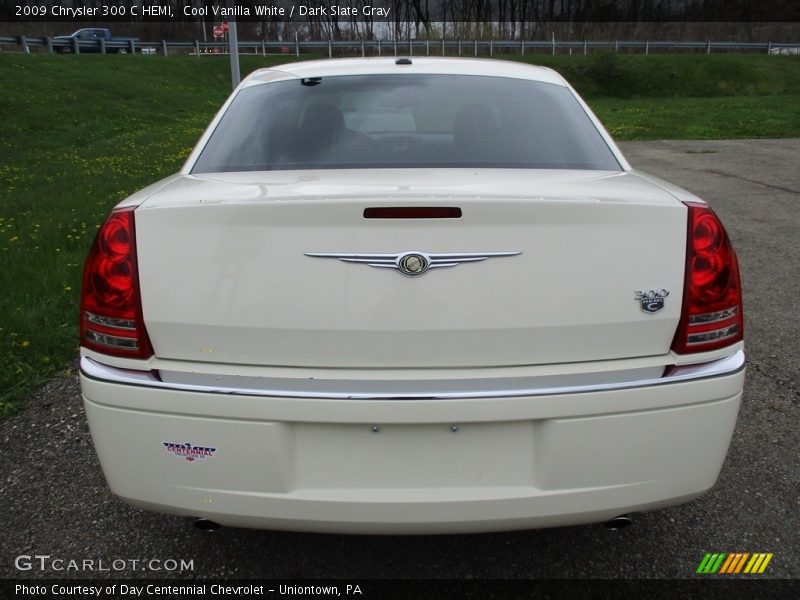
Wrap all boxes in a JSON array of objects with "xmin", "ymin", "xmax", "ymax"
[{"xmin": 697, "ymin": 553, "xmax": 773, "ymax": 574}]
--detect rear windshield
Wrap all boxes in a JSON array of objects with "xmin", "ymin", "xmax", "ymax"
[{"xmin": 191, "ymin": 74, "xmax": 621, "ymax": 173}]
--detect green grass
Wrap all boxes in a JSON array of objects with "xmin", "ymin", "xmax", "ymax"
[
  {"xmin": 1, "ymin": 52, "xmax": 799, "ymax": 416},
  {"xmin": 0, "ymin": 54, "xmax": 306, "ymax": 415},
  {"xmin": 593, "ymin": 95, "xmax": 800, "ymax": 140},
  {"xmin": 508, "ymin": 53, "xmax": 800, "ymax": 98}
]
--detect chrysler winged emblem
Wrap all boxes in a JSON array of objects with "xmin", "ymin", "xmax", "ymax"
[{"xmin": 305, "ymin": 251, "xmax": 522, "ymax": 277}]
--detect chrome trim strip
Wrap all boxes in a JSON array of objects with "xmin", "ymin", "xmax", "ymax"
[
  {"xmin": 687, "ymin": 324, "xmax": 740, "ymax": 345},
  {"xmin": 80, "ymin": 350, "xmax": 745, "ymax": 401},
  {"xmin": 689, "ymin": 307, "xmax": 739, "ymax": 325},
  {"xmin": 304, "ymin": 251, "xmax": 521, "ymax": 277},
  {"xmin": 85, "ymin": 311, "xmax": 137, "ymax": 331},
  {"xmin": 84, "ymin": 330, "xmax": 138, "ymax": 350}
]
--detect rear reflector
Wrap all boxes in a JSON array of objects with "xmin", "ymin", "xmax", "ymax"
[
  {"xmin": 671, "ymin": 202, "xmax": 743, "ymax": 354},
  {"xmin": 363, "ymin": 207, "xmax": 462, "ymax": 219},
  {"xmin": 80, "ymin": 207, "xmax": 153, "ymax": 359}
]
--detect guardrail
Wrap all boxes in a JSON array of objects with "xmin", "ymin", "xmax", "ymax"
[{"xmin": 1, "ymin": 35, "xmax": 798, "ymax": 57}]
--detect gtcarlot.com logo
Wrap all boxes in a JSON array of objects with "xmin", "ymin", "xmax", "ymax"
[
  {"xmin": 696, "ymin": 552, "xmax": 773, "ymax": 574},
  {"xmin": 14, "ymin": 554, "xmax": 194, "ymax": 573}
]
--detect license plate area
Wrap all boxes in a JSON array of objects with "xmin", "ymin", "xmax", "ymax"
[{"xmin": 292, "ymin": 422, "xmax": 535, "ymax": 490}]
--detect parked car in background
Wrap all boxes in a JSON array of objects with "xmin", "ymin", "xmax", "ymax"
[
  {"xmin": 79, "ymin": 58, "xmax": 745, "ymax": 534},
  {"xmin": 54, "ymin": 28, "xmax": 138, "ymax": 54}
]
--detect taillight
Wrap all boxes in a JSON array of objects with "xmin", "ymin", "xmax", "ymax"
[
  {"xmin": 80, "ymin": 207, "xmax": 153, "ymax": 359},
  {"xmin": 671, "ymin": 202, "xmax": 743, "ymax": 354}
]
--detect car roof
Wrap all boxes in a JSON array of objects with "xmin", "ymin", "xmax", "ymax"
[{"xmin": 242, "ymin": 57, "xmax": 568, "ymax": 88}]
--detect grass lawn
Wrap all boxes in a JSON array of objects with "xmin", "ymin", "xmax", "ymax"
[
  {"xmin": 592, "ymin": 95, "xmax": 800, "ymax": 140},
  {"xmin": 1, "ymin": 52, "xmax": 798, "ymax": 415}
]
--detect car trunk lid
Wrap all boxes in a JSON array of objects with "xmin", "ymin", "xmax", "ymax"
[{"xmin": 134, "ymin": 169, "xmax": 686, "ymax": 368}]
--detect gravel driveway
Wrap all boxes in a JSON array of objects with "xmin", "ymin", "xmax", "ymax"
[{"xmin": 1, "ymin": 139, "xmax": 798, "ymax": 580}]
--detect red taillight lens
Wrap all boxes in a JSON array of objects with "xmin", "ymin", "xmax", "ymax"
[
  {"xmin": 80, "ymin": 207, "xmax": 153, "ymax": 359},
  {"xmin": 671, "ymin": 202, "xmax": 743, "ymax": 354}
]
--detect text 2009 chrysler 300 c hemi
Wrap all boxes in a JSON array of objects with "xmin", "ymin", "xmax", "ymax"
[{"xmin": 79, "ymin": 58, "xmax": 744, "ymax": 534}]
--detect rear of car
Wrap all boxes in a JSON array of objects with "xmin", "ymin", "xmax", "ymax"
[{"xmin": 79, "ymin": 58, "xmax": 744, "ymax": 534}]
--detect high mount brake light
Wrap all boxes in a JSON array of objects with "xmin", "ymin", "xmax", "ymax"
[
  {"xmin": 80, "ymin": 207, "xmax": 153, "ymax": 359},
  {"xmin": 672, "ymin": 202, "xmax": 743, "ymax": 354}
]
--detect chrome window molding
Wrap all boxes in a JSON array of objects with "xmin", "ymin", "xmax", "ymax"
[{"xmin": 80, "ymin": 350, "xmax": 744, "ymax": 401}]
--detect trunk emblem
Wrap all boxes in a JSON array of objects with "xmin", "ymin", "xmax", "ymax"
[
  {"xmin": 399, "ymin": 253, "xmax": 428, "ymax": 275},
  {"xmin": 635, "ymin": 289, "xmax": 670, "ymax": 313},
  {"xmin": 305, "ymin": 251, "xmax": 521, "ymax": 277}
]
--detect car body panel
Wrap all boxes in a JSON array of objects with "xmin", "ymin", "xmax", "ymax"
[
  {"xmin": 134, "ymin": 169, "xmax": 686, "ymax": 368},
  {"xmin": 81, "ymin": 357, "xmax": 743, "ymax": 534}
]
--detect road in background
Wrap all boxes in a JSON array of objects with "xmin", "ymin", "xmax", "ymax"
[{"xmin": 1, "ymin": 139, "xmax": 797, "ymax": 579}]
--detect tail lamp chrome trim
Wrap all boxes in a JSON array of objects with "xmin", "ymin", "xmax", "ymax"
[
  {"xmin": 84, "ymin": 330, "xmax": 139, "ymax": 351},
  {"xmin": 80, "ymin": 350, "xmax": 744, "ymax": 401},
  {"xmin": 687, "ymin": 324, "xmax": 741, "ymax": 345},
  {"xmin": 688, "ymin": 307, "xmax": 739, "ymax": 326},
  {"xmin": 85, "ymin": 312, "xmax": 137, "ymax": 331}
]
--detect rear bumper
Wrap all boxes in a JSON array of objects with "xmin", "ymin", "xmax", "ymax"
[{"xmin": 80, "ymin": 351, "xmax": 744, "ymax": 534}]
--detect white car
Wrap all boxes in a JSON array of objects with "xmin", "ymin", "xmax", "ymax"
[{"xmin": 79, "ymin": 58, "xmax": 744, "ymax": 534}]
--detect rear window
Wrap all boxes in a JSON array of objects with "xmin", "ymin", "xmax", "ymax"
[{"xmin": 191, "ymin": 74, "xmax": 621, "ymax": 173}]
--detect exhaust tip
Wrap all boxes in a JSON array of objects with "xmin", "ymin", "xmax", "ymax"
[
  {"xmin": 604, "ymin": 515, "xmax": 633, "ymax": 530},
  {"xmin": 193, "ymin": 518, "xmax": 221, "ymax": 532}
]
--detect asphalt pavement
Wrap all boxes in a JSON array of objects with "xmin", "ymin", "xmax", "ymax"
[{"xmin": 1, "ymin": 139, "xmax": 798, "ymax": 580}]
